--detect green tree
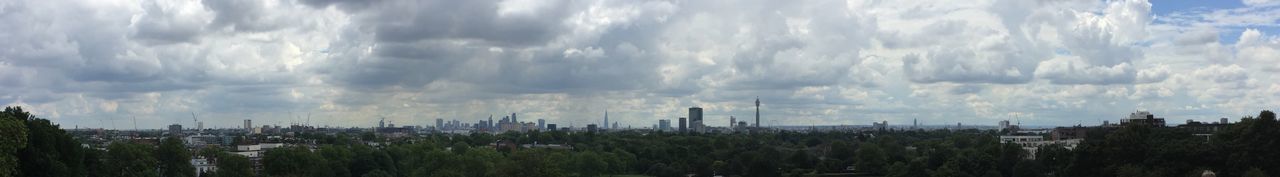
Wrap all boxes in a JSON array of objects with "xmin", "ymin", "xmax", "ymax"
[
  {"xmin": 1244, "ymin": 168, "xmax": 1270, "ymax": 177},
  {"xmin": 498, "ymin": 149, "xmax": 564, "ymax": 177},
  {"xmin": 361, "ymin": 169, "xmax": 393, "ymax": 177},
  {"xmin": 157, "ymin": 137, "xmax": 195, "ymax": 177},
  {"xmin": 103, "ymin": 142, "xmax": 159, "ymax": 177},
  {"xmin": 262, "ymin": 146, "xmax": 332, "ymax": 177},
  {"xmin": 210, "ymin": 153, "xmax": 253, "ymax": 177},
  {"xmin": 1012, "ymin": 160, "xmax": 1045, "ymax": 177},
  {"xmin": 575, "ymin": 151, "xmax": 608, "ymax": 177},
  {"xmin": 0, "ymin": 114, "xmax": 27, "ymax": 177},
  {"xmin": 6, "ymin": 106, "xmax": 88, "ymax": 177},
  {"xmin": 855, "ymin": 144, "xmax": 887, "ymax": 174}
]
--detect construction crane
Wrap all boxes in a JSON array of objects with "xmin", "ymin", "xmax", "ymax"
[{"xmin": 191, "ymin": 112, "xmax": 201, "ymax": 135}]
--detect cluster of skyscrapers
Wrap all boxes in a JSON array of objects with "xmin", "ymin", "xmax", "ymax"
[{"xmin": 423, "ymin": 98, "xmax": 762, "ymax": 133}]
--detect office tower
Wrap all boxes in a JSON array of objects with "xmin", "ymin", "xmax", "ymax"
[
  {"xmin": 603, "ymin": 110, "xmax": 609, "ymax": 130},
  {"xmin": 197, "ymin": 122, "xmax": 203, "ymax": 132},
  {"xmin": 913, "ymin": 118, "xmax": 918, "ymax": 129},
  {"xmin": 689, "ymin": 107, "xmax": 703, "ymax": 132},
  {"xmin": 659, "ymin": 119, "xmax": 671, "ymax": 131},
  {"xmin": 436, "ymin": 119, "xmax": 444, "ymax": 129},
  {"xmin": 1220, "ymin": 118, "xmax": 1228, "ymax": 124},
  {"xmin": 538, "ymin": 119, "xmax": 546, "ymax": 130},
  {"xmin": 755, "ymin": 97, "xmax": 760, "ymax": 127},
  {"xmin": 512, "ymin": 113, "xmax": 518, "ymax": 123},
  {"xmin": 679, "ymin": 117, "xmax": 687, "ymax": 132},
  {"xmin": 587, "ymin": 124, "xmax": 598, "ymax": 132},
  {"xmin": 168, "ymin": 124, "xmax": 182, "ymax": 136},
  {"xmin": 379, "ymin": 118, "xmax": 386, "ymax": 129},
  {"xmin": 547, "ymin": 124, "xmax": 558, "ymax": 131},
  {"xmin": 244, "ymin": 119, "xmax": 252, "ymax": 131}
]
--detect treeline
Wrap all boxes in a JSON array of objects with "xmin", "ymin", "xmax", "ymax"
[{"xmin": 2, "ymin": 106, "xmax": 1279, "ymax": 177}]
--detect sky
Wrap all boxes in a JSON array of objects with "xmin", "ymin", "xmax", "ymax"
[{"xmin": 3, "ymin": 0, "xmax": 1280, "ymax": 129}]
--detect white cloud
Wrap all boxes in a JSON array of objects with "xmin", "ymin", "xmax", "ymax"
[{"xmin": 5, "ymin": 0, "xmax": 1280, "ymax": 128}]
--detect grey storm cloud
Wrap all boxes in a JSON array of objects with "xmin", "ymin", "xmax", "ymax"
[{"xmin": 3, "ymin": 0, "xmax": 1280, "ymax": 128}]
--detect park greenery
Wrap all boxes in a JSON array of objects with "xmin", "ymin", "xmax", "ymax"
[{"xmin": 1, "ymin": 106, "xmax": 1279, "ymax": 177}]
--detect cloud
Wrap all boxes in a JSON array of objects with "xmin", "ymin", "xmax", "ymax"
[{"xmin": 6, "ymin": 0, "xmax": 1280, "ymax": 128}]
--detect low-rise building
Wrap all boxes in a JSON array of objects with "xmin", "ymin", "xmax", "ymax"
[
  {"xmin": 999, "ymin": 135, "xmax": 1082, "ymax": 159},
  {"xmin": 191, "ymin": 157, "xmax": 215, "ymax": 177}
]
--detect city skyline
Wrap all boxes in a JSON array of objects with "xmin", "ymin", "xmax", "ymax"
[{"xmin": 5, "ymin": 0, "xmax": 1280, "ymax": 129}]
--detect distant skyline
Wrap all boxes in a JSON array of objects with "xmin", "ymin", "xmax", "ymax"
[{"xmin": 4, "ymin": 0, "xmax": 1280, "ymax": 129}]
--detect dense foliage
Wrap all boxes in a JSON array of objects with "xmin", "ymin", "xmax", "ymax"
[{"xmin": 2, "ymin": 106, "xmax": 1279, "ymax": 177}]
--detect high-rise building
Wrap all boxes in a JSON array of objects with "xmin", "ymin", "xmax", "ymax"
[
  {"xmin": 603, "ymin": 110, "xmax": 609, "ymax": 130},
  {"xmin": 587, "ymin": 124, "xmax": 598, "ymax": 133},
  {"xmin": 168, "ymin": 124, "xmax": 183, "ymax": 136},
  {"xmin": 244, "ymin": 119, "xmax": 253, "ymax": 132},
  {"xmin": 436, "ymin": 118, "xmax": 444, "ymax": 129},
  {"xmin": 1219, "ymin": 118, "xmax": 1228, "ymax": 124},
  {"xmin": 659, "ymin": 119, "xmax": 671, "ymax": 131},
  {"xmin": 547, "ymin": 124, "xmax": 558, "ymax": 131},
  {"xmin": 538, "ymin": 119, "xmax": 546, "ymax": 130},
  {"xmin": 512, "ymin": 113, "xmax": 518, "ymax": 124},
  {"xmin": 755, "ymin": 97, "xmax": 761, "ymax": 127},
  {"xmin": 689, "ymin": 107, "xmax": 703, "ymax": 132},
  {"xmin": 678, "ymin": 117, "xmax": 688, "ymax": 132},
  {"xmin": 612, "ymin": 122, "xmax": 618, "ymax": 130},
  {"xmin": 197, "ymin": 122, "xmax": 203, "ymax": 132}
]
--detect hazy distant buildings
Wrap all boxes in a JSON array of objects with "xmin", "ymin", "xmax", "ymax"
[
  {"xmin": 244, "ymin": 119, "xmax": 253, "ymax": 132},
  {"xmin": 872, "ymin": 121, "xmax": 887, "ymax": 131},
  {"xmin": 689, "ymin": 107, "xmax": 703, "ymax": 132},
  {"xmin": 729, "ymin": 116, "xmax": 736, "ymax": 128},
  {"xmin": 547, "ymin": 124, "xmax": 557, "ymax": 131},
  {"xmin": 587, "ymin": 124, "xmax": 598, "ymax": 133}
]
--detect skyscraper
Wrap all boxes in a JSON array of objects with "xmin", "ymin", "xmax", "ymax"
[
  {"xmin": 244, "ymin": 119, "xmax": 252, "ymax": 132},
  {"xmin": 659, "ymin": 119, "xmax": 671, "ymax": 131},
  {"xmin": 603, "ymin": 110, "xmax": 609, "ymax": 130},
  {"xmin": 538, "ymin": 119, "xmax": 545, "ymax": 130},
  {"xmin": 755, "ymin": 97, "xmax": 760, "ymax": 128},
  {"xmin": 511, "ymin": 113, "xmax": 518, "ymax": 123},
  {"xmin": 679, "ymin": 117, "xmax": 687, "ymax": 132},
  {"xmin": 436, "ymin": 118, "xmax": 444, "ymax": 129},
  {"xmin": 689, "ymin": 107, "xmax": 703, "ymax": 132}
]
